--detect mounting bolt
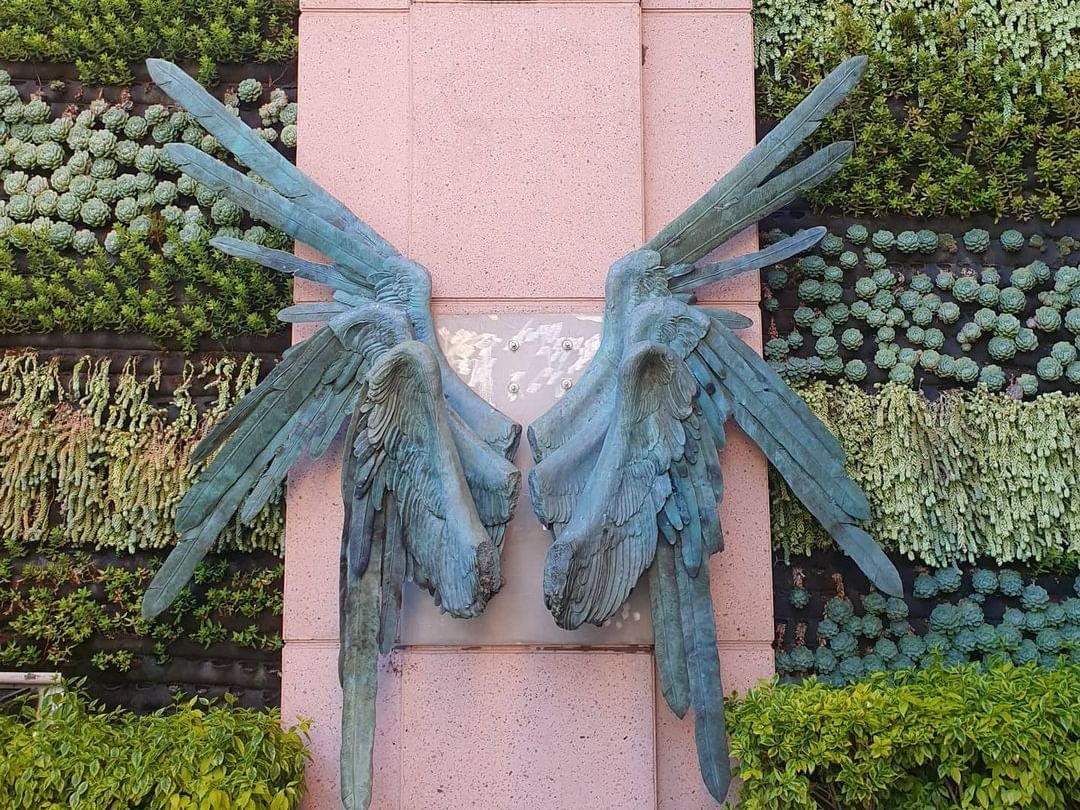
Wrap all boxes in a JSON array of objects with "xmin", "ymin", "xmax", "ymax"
[
  {"xmin": 508, "ymin": 382, "xmax": 520, "ymax": 394},
  {"xmin": 508, "ymin": 339, "xmax": 520, "ymax": 352},
  {"xmin": 561, "ymin": 338, "xmax": 574, "ymax": 351},
  {"xmin": 560, "ymin": 378, "xmax": 573, "ymax": 390}
]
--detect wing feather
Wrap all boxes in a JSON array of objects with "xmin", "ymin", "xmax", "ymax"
[
  {"xmin": 142, "ymin": 305, "xmax": 412, "ymax": 620},
  {"xmin": 542, "ymin": 343, "xmax": 695, "ymax": 628},
  {"xmin": 645, "ymin": 56, "xmax": 867, "ymax": 266},
  {"xmin": 147, "ymin": 58, "xmax": 397, "ymax": 258},
  {"xmin": 349, "ymin": 342, "xmax": 502, "ymax": 618},
  {"xmin": 211, "ymin": 236, "xmax": 373, "ymax": 297}
]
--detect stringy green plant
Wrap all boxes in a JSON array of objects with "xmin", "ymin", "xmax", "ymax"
[
  {"xmin": 758, "ymin": 7, "xmax": 1080, "ymax": 219},
  {"xmin": 0, "ymin": 0, "xmax": 298, "ymax": 85},
  {"xmin": 0, "ymin": 351, "xmax": 284, "ymax": 555},
  {"xmin": 772, "ymin": 381, "xmax": 1080, "ymax": 567},
  {"xmin": 0, "ymin": 535, "xmax": 284, "ymax": 668},
  {"xmin": 754, "ymin": 0, "xmax": 1080, "ymax": 78}
]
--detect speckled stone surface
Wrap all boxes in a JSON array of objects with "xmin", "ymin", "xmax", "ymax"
[
  {"xmin": 281, "ymin": 644, "xmax": 403, "ymax": 810},
  {"xmin": 408, "ymin": 3, "xmax": 643, "ymax": 303},
  {"xmin": 655, "ymin": 644, "xmax": 774, "ymax": 809},
  {"xmin": 294, "ymin": 10, "xmax": 410, "ymax": 303},
  {"xmin": 399, "ymin": 650, "xmax": 656, "ymax": 808},
  {"xmin": 642, "ymin": 11, "xmax": 758, "ymax": 304}
]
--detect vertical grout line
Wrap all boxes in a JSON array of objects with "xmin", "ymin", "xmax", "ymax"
[
  {"xmin": 406, "ymin": 2, "xmax": 415, "ymax": 258},
  {"xmin": 638, "ymin": 3, "xmax": 648, "ymax": 247}
]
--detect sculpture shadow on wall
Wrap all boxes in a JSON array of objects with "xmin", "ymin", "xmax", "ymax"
[{"xmin": 138, "ymin": 55, "xmax": 900, "ymax": 808}]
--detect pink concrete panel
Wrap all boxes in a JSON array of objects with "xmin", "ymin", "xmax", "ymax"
[
  {"xmin": 708, "ymin": 304, "xmax": 774, "ymax": 644},
  {"xmin": 654, "ymin": 643, "xmax": 774, "ymax": 810},
  {"xmin": 295, "ymin": 11, "xmax": 410, "ymax": 302},
  {"xmin": 282, "ymin": 325, "xmax": 343, "ymax": 643},
  {"xmin": 301, "ymin": 0, "xmax": 407, "ymax": 9},
  {"xmin": 642, "ymin": 12, "xmax": 759, "ymax": 304},
  {"xmin": 408, "ymin": 3, "xmax": 643, "ymax": 304},
  {"xmin": 281, "ymin": 643, "xmax": 402, "ymax": 810},
  {"xmin": 400, "ymin": 650, "xmax": 656, "ymax": 809},
  {"xmin": 642, "ymin": 0, "xmax": 752, "ymax": 10}
]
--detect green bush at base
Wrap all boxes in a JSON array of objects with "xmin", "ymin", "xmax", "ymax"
[
  {"xmin": 727, "ymin": 663, "xmax": 1080, "ymax": 809},
  {"xmin": 0, "ymin": 689, "xmax": 308, "ymax": 809}
]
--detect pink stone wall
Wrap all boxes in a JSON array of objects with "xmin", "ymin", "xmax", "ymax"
[{"xmin": 286, "ymin": 2, "xmax": 771, "ymax": 807}]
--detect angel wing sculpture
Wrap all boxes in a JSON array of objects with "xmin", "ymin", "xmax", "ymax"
[
  {"xmin": 137, "ymin": 60, "xmax": 521, "ymax": 810},
  {"xmin": 528, "ymin": 55, "xmax": 903, "ymax": 802}
]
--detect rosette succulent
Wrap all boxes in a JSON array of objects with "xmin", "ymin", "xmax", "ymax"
[
  {"xmin": 913, "ymin": 573, "xmax": 938, "ymax": 599},
  {"xmin": 79, "ymin": 198, "xmax": 110, "ymax": 227},
  {"xmin": 963, "ymin": 228, "xmax": 990, "ymax": 253},
  {"xmin": 871, "ymin": 230, "xmax": 894, "ymax": 251}
]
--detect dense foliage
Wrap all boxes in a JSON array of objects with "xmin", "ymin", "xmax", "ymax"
[
  {"xmin": 762, "ymin": 223, "xmax": 1080, "ymax": 392},
  {"xmin": 757, "ymin": 8, "xmax": 1080, "ymax": 219},
  {"xmin": 0, "ymin": 0, "xmax": 298, "ymax": 84},
  {"xmin": 771, "ymin": 382, "xmax": 1080, "ymax": 567},
  {"xmin": 0, "ymin": 351, "xmax": 284, "ymax": 555},
  {"xmin": 777, "ymin": 565, "xmax": 1080, "ymax": 683},
  {"xmin": 727, "ymin": 663, "xmax": 1080, "ymax": 809},
  {"xmin": 0, "ymin": 68, "xmax": 296, "ymax": 347},
  {"xmin": 0, "ymin": 538, "xmax": 283, "ymax": 670},
  {"xmin": 0, "ymin": 689, "xmax": 308, "ymax": 809}
]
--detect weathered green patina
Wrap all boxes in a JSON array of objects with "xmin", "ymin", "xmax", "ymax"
[
  {"xmin": 138, "ymin": 60, "xmax": 521, "ymax": 810},
  {"xmin": 528, "ymin": 55, "xmax": 902, "ymax": 803}
]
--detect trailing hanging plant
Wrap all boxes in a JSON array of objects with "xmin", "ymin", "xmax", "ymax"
[
  {"xmin": 757, "ymin": 8, "xmax": 1080, "ymax": 219},
  {"xmin": 0, "ymin": 1, "xmax": 298, "ymax": 85},
  {"xmin": 0, "ymin": 351, "xmax": 284, "ymax": 555},
  {"xmin": 753, "ymin": 0, "xmax": 1080, "ymax": 79},
  {"xmin": 771, "ymin": 381, "xmax": 1080, "ymax": 567}
]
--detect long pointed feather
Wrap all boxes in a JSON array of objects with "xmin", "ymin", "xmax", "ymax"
[
  {"xmin": 645, "ymin": 56, "xmax": 867, "ymax": 265},
  {"xmin": 165, "ymin": 144, "xmax": 384, "ymax": 277},
  {"xmin": 670, "ymin": 227, "xmax": 825, "ymax": 293},
  {"xmin": 663, "ymin": 141, "xmax": 852, "ymax": 266},
  {"xmin": 211, "ymin": 236, "xmax": 373, "ymax": 297},
  {"xmin": 650, "ymin": 543, "xmax": 690, "ymax": 718},
  {"xmin": 378, "ymin": 502, "xmax": 406, "ymax": 655},
  {"xmin": 339, "ymin": 490, "xmax": 383, "ymax": 810},
  {"xmin": 147, "ymin": 58, "xmax": 398, "ymax": 259},
  {"xmin": 674, "ymin": 552, "xmax": 731, "ymax": 803},
  {"xmin": 278, "ymin": 302, "xmax": 351, "ymax": 323}
]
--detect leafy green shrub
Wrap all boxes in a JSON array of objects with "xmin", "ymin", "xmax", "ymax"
[
  {"xmin": 0, "ymin": 688, "xmax": 308, "ymax": 809},
  {"xmin": 727, "ymin": 663, "xmax": 1080, "ymax": 809},
  {"xmin": 0, "ymin": 0, "xmax": 298, "ymax": 85}
]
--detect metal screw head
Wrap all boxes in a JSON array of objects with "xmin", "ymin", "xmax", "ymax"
[
  {"xmin": 508, "ymin": 382, "xmax": 520, "ymax": 394},
  {"xmin": 560, "ymin": 378, "xmax": 573, "ymax": 390},
  {"xmin": 508, "ymin": 339, "xmax": 520, "ymax": 352},
  {"xmin": 561, "ymin": 338, "xmax": 574, "ymax": 351}
]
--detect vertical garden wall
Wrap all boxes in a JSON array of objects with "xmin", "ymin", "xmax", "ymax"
[
  {"xmin": 0, "ymin": 3, "xmax": 300, "ymax": 710},
  {"xmin": 758, "ymin": 0, "xmax": 1080, "ymax": 683}
]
